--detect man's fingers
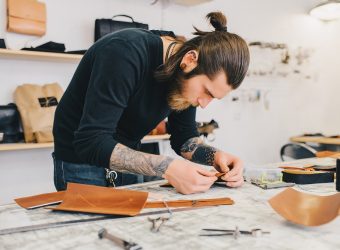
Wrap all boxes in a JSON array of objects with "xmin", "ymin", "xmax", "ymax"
[
  {"xmin": 224, "ymin": 162, "xmax": 242, "ymax": 178},
  {"xmin": 218, "ymin": 162, "xmax": 230, "ymax": 173},
  {"xmin": 223, "ymin": 173, "xmax": 243, "ymax": 182},
  {"xmin": 226, "ymin": 178, "xmax": 244, "ymax": 188},
  {"xmin": 196, "ymin": 168, "xmax": 218, "ymax": 177}
]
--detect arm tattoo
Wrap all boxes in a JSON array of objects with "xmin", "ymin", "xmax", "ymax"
[
  {"xmin": 110, "ymin": 143, "xmax": 174, "ymax": 177},
  {"xmin": 180, "ymin": 137, "xmax": 217, "ymax": 166}
]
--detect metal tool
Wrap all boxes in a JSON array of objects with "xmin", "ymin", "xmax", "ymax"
[
  {"xmin": 98, "ymin": 228, "xmax": 142, "ymax": 250},
  {"xmin": 200, "ymin": 226, "xmax": 270, "ymax": 239},
  {"xmin": 0, "ymin": 206, "xmax": 204, "ymax": 235},
  {"xmin": 148, "ymin": 200, "xmax": 172, "ymax": 233}
]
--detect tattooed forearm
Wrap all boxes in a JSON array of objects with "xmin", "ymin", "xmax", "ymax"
[
  {"xmin": 110, "ymin": 143, "xmax": 174, "ymax": 177},
  {"xmin": 192, "ymin": 145, "xmax": 217, "ymax": 166},
  {"xmin": 181, "ymin": 137, "xmax": 201, "ymax": 153},
  {"xmin": 180, "ymin": 137, "xmax": 217, "ymax": 166}
]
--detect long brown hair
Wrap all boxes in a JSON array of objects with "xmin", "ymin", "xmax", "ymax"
[{"xmin": 154, "ymin": 12, "xmax": 250, "ymax": 90}]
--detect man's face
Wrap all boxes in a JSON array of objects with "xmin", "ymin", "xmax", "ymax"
[{"xmin": 167, "ymin": 71, "xmax": 232, "ymax": 111}]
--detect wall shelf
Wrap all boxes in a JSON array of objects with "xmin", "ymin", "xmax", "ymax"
[
  {"xmin": 0, "ymin": 48, "xmax": 83, "ymax": 61},
  {"xmin": 0, "ymin": 134, "xmax": 170, "ymax": 152}
]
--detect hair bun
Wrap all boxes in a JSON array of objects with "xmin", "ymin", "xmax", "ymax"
[{"xmin": 206, "ymin": 12, "xmax": 228, "ymax": 32}]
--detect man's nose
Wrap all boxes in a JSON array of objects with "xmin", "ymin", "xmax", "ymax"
[{"xmin": 198, "ymin": 96, "xmax": 212, "ymax": 109}]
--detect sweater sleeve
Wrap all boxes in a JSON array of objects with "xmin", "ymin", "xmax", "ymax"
[
  {"xmin": 167, "ymin": 106, "xmax": 199, "ymax": 155},
  {"xmin": 73, "ymin": 40, "xmax": 141, "ymax": 168}
]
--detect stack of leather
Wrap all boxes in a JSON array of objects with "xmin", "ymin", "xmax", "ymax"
[{"xmin": 15, "ymin": 182, "xmax": 234, "ymax": 216}]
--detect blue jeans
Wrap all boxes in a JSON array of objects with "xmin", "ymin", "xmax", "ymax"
[{"xmin": 52, "ymin": 153, "xmax": 161, "ymax": 191}]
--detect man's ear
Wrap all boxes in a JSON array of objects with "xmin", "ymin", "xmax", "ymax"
[{"xmin": 180, "ymin": 50, "xmax": 198, "ymax": 73}]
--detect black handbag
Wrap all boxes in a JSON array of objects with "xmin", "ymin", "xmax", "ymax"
[
  {"xmin": 94, "ymin": 14, "xmax": 148, "ymax": 42},
  {"xmin": 0, "ymin": 103, "xmax": 24, "ymax": 143}
]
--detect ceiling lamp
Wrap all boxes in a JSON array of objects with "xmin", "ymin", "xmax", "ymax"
[{"xmin": 310, "ymin": 0, "xmax": 340, "ymax": 21}]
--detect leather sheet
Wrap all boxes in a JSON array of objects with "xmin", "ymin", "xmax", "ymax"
[
  {"xmin": 268, "ymin": 187, "xmax": 340, "ymax": 226},
  {"xmin": 49, "ymin": 183, "xmax": 149, "ymax": 216}
]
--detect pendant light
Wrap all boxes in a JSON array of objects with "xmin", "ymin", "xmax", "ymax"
[{"xmin": 310, "ymin": 0, "xmax": 340, "ymax": 21}]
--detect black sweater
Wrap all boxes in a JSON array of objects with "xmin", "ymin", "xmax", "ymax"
[{"xmin": 53, "ymin": 29, "xmax": 199, "ymax": 168}]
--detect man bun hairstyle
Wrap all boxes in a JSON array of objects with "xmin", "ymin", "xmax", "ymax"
[
  {"xmin": 155, "ymin": 11, "xmax": 250, "ymax": 91},
  {"xmin": 195, "ymin": 12, "xmax": 227, "ymax": 34}
]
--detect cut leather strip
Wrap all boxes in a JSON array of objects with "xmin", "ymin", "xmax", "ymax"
[
  {"xmin": 49, "ymin": 183, "xmax": 148, "ymax": 216},
  {"xmin": 144, "ymin": 197, "xmax": 234, "ymax": 208},
  {"xmin": 15, "ymin": 191, "xmax": 65, "ymax": 209},
  {"xmin": 160, "ymin": 172, "xmax": 226, "ymax": 188},
  {"xmin": 268, "ymin": 187, "xmax": 340, "ymax": 226}
]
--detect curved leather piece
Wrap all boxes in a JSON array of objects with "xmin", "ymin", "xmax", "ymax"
[{"xmin": 268, "ymin": 187, "xmax": 340, "ymax": 226}]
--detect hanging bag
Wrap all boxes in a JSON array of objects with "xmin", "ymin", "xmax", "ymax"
[
  {"xmin": 0, "ymin": 103, "xmax": 24, "ymax": 143},
  {"xmin": 14, "ymin": 83, "xmax": 63, "ymax": 143},
  {"xmin": 94, "ymin": 14, "xmax": 148, "ymax": 41},
  {"xmin": 7, "ymin": 0, "xmax": 46, "ymax": 36}
]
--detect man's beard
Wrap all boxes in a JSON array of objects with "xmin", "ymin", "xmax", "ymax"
[{"xmin": 166, "ymin": 81, "xmax": 192, "ymax": 111}]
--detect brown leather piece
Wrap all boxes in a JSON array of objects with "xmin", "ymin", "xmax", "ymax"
[
  {"xmin": 160, "ymin": 172, "xmax": 226, "ymax": 187},
  {"xmin": 144, "ymin": 197, "xmax": 234, "ymax": 208},
  {"xmin": 15, "ymin": 191, "xmax": 65, "ymax": 209},
  {"xmin": 7, "ymin": 0, "xmax": 46, "ymax": 36},
  {"xmin": 269, "ymin": 187, "xmax": 340, "ymax": 226},
  {"xmin": 49, "ymin": 183, "xmax": 149, "ymax": 216}
]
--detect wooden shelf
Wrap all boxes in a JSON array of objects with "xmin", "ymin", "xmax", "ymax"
[
  {"xmin": 0, "ymin": 142, "xmax": 53, "ymax": 151},
  {"xmin": 0, "ymin": 134, "xmax": 170, "ymax": 152},
  {"xmin": 0, "ymin": 48, "xmax": 83, "ymax": 61},
  {"xmin": 290, "ymin": 136, "xmax": 340, "ymax": 145}
]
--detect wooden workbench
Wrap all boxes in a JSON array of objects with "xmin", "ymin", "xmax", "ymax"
[{"xmin": 0, "ymin": 158, "xmax": 339, "ymax": 250}]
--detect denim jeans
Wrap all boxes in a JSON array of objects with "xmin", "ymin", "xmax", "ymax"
[{"xmin": 52, "ymin": 153, "xmax": 161, "ymax": 191}]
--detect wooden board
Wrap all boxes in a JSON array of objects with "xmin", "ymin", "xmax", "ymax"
[{"xmin": 0, "ymin": 48, "xmax": 82, "ymax": 61}]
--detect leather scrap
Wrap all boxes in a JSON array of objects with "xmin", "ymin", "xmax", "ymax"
[
  {"xmin": 15, "ymin": 191, "xmax": 65, "ymax": 209},
  {"xmin": 144, "ymin": 197, "xmax": 234, "ymax": 208},
  {"xmin": 268, "ymin": 187, "xmax": 340, "ymax": 226}
]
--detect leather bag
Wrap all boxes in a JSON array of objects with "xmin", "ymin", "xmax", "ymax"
[
  {"xmin": 95, "ymin": 14, "xmax": 148, "ymax": 41},
  {"xmin": 7, "ymin": 0, "xmax": 46, "ymax": 36},
  {"xmin": 0, "ymin": 103, "xmax": 24, "ymax": 143},
  {"xmin": 14, "ymin": 83, "xmax": 64, "ymax": 143}
]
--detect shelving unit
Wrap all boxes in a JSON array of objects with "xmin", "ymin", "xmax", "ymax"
[
  {"xmin": 0, "ymin": 134, "xmax": 170, "ymax": 152},
  {"xmin": 0, "ymin": 48, "xmax": 83, "ymax": 61}
]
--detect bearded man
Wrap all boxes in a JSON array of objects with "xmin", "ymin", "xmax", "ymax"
[{"xmin": 53, "ymin": 12, "xmax": 250, "ymax": 194}]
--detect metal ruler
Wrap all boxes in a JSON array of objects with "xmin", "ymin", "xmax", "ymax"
[{"xmin": 0, "ymin": 206, "xmax": 203, "ymax": 235}]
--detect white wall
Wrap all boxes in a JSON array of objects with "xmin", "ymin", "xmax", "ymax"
[
  {"xmin": 0, "ymin": 0, "xmax": 340, "ymax": 204},
  {"xmin": 162, "ymin": 0, "xmax": 340, "ymax": 163}
]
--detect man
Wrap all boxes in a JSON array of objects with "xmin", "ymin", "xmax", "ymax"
[{"xmin": 53, "ymin": 12, "xmax": 250, "ymax": 194}]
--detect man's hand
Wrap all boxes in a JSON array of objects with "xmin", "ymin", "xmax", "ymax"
[
  {"xmin": 162, "ymin": 159, "xmax": 217, "ymax": 194},
  {"xmin": 214, "ymin": 151, "xmax": 244, "ymax": 188}
]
